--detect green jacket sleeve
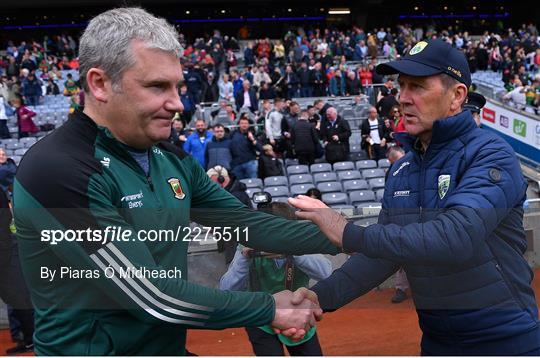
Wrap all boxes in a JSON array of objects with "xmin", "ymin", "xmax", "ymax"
[
  {"xmin": 13, "ymin": 175, "xmax": 275, "ymax": 330},
  {"xmin": 187, "ymin": 156, "xmax": 340, "ymax": 256}
]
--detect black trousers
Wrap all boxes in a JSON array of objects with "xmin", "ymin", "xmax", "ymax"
[
  {"xmin": 0, "ymin": 241, "xmax": 35, "ymax": 345},
  {"xmin": 245, "ymin": 326, "xmax": 323, "ymax": 356},
  {"xmin": 296, "ymin": 152, "xmax": 315, "ymax": 166}
]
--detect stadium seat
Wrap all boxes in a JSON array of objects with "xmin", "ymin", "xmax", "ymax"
[
  {"xmin": 11, "ymin": 155, "xmax": 22, "ymax": 165},
  {"xmin": 290, "ymin": 184, "xmax": 315, "ymax": 196},
  {"xmin": 337, "ymin": 170, "xmax": 362, "ymax": 181},
  {"xmin": 288, "ymin": 174, "xmax": 314, "ymax": 185},
  {"xmin": 378, "ymin": 159, "xmax": 391, "ymax": 168},
  {"xmin": 368, "ymin": 178, "xmax": 385, "ymax": 190},
  {"xmin": 375, "ymin": 189, "xmax": 385, "ymax": 201},
  {"xmin": 356, "ymin": 160, "xmax": 377, "ymax": 170},
  {"xmin": 362, "ymin": 168, "xmax": 385, "ymax": 179},
  {"xmin": 322, "ymin": 192, "xmax": 348, "ymax": 206},
  {"xmin": 14, "ymin": 148, "xmax": 27, "ymax": 156},
  {"xmin": 313, "ymin": 172, "xmax": 338, "ymax": 184},
  {"xmin": 342, "ymin": 179, "xmax": 369, "ymax": 192},
  {"xmin": 356, "ymin": 202, "xmax": 382, "ymax": 217},
  {"xmin": 356, "ymin": 201, "xmax": 382, "ymax": 209},
  {"xmin": 317, "ymin": 181, "xmax": 342, "ymax": 194},
  {"xmin": 310, "ymin": 163, "xmax": 332, "ymax": 174},
  {"xmin": 5, "ymin": 142, "xmax": 22, "ymax": 150},
  {"xmin": 272, "ymin": 197, "xmax": 289, "ymax": 203},
  {"xmin": 286, "ymin": 165, "xmax": 310, "ymax": 175},
  {"xmin": 333, "ymin": 161, "xmax": 355, "ymax": 171},
  {"xmin": 285, "ymin": 158, "xmax": 299, "ymax": 166},
  {"xmin": 265, "ymin": 186, "xmax": 290, "ymax": 198},
  {"xmin": 349, "ymin": 190, "xmax": 376, "ymax": 205},
  {"xmin": 330, "ymin": 205, "xmax": 355, "ymax": 216},
  {"xmin": 240, "ymin": 178, "xmax": 263, "ymax": 189},
  {"xmin": 264, "ymin": 176, "xmax": 288, "ymax": 187}
]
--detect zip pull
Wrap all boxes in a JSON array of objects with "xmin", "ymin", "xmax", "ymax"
[{"xmin": 147, "ymin": 176, "xmax": 154, "ymax": 191}]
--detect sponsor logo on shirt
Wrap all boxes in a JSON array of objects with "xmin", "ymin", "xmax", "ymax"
[
  {"xmin": 121, "ymin": 190, "xmax": 144, "ymax": 209},
  {"xmin": 392, "ymin": 161, "xmax": 410, "ymax": 176},
  {"xmin": 100, "ymin": 157, "xmax": 111, "ymax": 168},
  {"xmin": 393, "ymin": 190, "xmax": 410, "ymax": 197}
]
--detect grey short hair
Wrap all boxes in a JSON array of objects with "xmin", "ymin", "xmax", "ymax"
[{"xmin": 79, "ymin": 7, "xmax": 183, "ymax": 91}]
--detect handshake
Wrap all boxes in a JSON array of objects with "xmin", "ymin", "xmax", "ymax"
[{"xmin": 270, "ymin": 287, "xmax": 322, "ymax": 341}]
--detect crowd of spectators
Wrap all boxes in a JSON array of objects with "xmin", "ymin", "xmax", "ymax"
[{"xmin": 0, "ymin": 21, "xmax": 539, "ymax": 177}]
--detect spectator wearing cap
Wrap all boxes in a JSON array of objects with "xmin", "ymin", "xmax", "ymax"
[
  {"xmin": 288, "ymin": 38, "xmax": 539, "ymax": 356},
  {"xmin": 463, "ymin": 92, "xmax": 486, "ymax": 126}
]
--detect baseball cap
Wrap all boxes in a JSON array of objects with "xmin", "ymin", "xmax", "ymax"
[
  {"xmin": 376, "ymin": 39, "xmax": 471, "ymax": 87},
  {"xmin": 463, "ymin": 92, "xmax": 486, "ymax": 113}
]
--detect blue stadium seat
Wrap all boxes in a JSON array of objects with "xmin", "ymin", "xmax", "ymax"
[
  {"xmin": 333, "ymin": 161, "xmax": 355, "ymax": 171},
  {"xmin": 285, "ymin": 158, "xmax": 299, "ymax": 167},
  {"xmin": 337, "ymin": 170, "xmax": 362, "ymax": 181},
  {"xmin": 264, "ymin": 176, "xmax": 288, "ymax": 187},
  {"xmin": 288, "ymin": 174, "xmax": 314, "ymax": 185},
  {"xmin": 342, "ymin": 179, "xmax": 369, "ymax": 192},
  {"xmin": 265, "ymin": 186, "xmax": 290, "ymax": 198},
  {"xmin": 287, "ymin": 165, "xmax": 310, "ymax": 175},
  {"xmin": 322, "ymin": 192, "xmax": 348, "ymax": 206},
  {"xmin": 349, "ymin": 190, "xmax": 376, "ymax": 205},
  {"xmin": 310, "ymin": 163, "xmax": 332, "ymax": 174},
  {"xmin": 330, "ymin": 205, "xmax": 355, "ymax": 216},
  {"xmin": 240, "ymin": 178, "xmax": 263, "ymax": 189},
  {"xmin": 375, "ymin": 189, "xmax": 385, "ymax": 201},
  {"xmin": 378, "ymin": 159, "xmax": 391, "ymax": 168},
  {"xmin": 290, "ymin": 184, "xmax": 316, "ymax": 196},
  {"xmin": 368, "ymin": 178, "xmax": 385, "ymax": 190},
  {"xmin": 317, "ymin": 181, "xmax": 342, "ymax": 194},
  {"xmin": 356, "ymin": 160, "xmax": 377, "ymax": 170},
  {"xmin": 362, "ymin": 168, "xmax": 385, "ymax": 179},
  {"xmin": 313, "ymin": 172, "xmax": 338, "ymax": 184}
]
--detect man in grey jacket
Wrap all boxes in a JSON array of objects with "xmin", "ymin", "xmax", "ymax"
[{"xmin": 265, "ymin": 98, "xmax": 285, "ymax": 153}]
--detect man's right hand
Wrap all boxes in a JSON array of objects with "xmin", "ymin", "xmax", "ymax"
[
  {"xmin": 270, "ymin": 139, "xmax": 276, "ymax": 146},
  {"xmin": 271, "ymin": 289, "xmax": 322, "ymax": 341}
]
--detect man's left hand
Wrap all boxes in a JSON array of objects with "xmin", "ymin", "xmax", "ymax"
[{"xmin": 288, "ymin": 195, "xmax": 348, "ymax": 248}]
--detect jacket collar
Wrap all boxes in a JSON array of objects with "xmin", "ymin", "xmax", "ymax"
[{"xmin": 394, "ymin": 110, "xmax": 476, "ymax": 153}]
